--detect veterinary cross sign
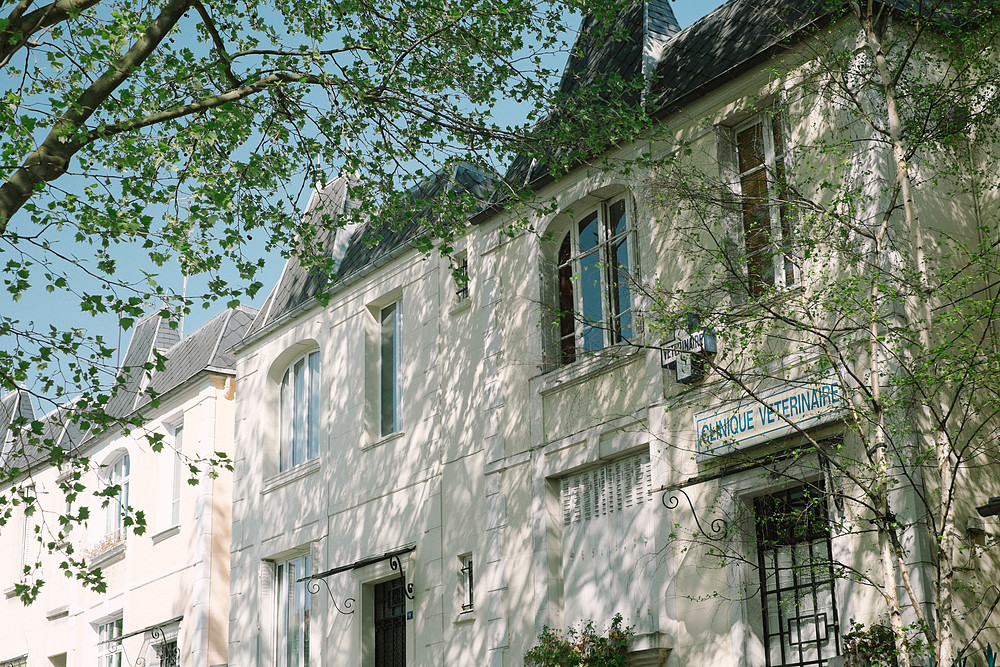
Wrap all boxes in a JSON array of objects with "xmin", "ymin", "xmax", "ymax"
[{"xmin": 660, "ymin": 318, "xmax": 717, "ymax": 384}]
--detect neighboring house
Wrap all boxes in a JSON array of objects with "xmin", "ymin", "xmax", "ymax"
[
  {"xmin": 227, "ymin": 1, "xmax": 1000, "ymax": 667},
  {"xmin": 0, "ymin": 307, "xmax": 255, "ymax": 667}
]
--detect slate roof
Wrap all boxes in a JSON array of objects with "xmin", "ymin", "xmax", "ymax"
[
  {"xmin": 504, "ymin": 0, "xmax": 681, "ymax": 189},
  {"xmin": 506, "ymin": 0, "xmax": 828, "ymax": 188},
  {"xmin": 0, "ymin": 389, "xmax": 34, "ymax": 465},
  {"xmin": 246, "ymin": 163, "xmax": 493, "ymax": 337},
  {"xmin": 1, "ymin": 306, "xmax": 256, "ymax": 472},
  {"xmin": 242, "ymin": 0, "xmax": 835, "ymax": 341},
  {"xmin": 648, "ymin": 0, "xmax": 827, "ymax": 113}
]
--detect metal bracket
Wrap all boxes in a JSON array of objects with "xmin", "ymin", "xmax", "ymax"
[
  {"xmin": 662, "ymin": 487, "xmax": 728, "ymax": 541},
  {"xmin": 306, "ymin": 577, "xmax": 356, "ymax": 615},
  {"xmin": 389, "ymin": 554, "xmax": 414, "ymax": 600}
]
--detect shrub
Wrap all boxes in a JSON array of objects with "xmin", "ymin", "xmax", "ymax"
[{"xmin": 524, "ymin": 614, "xmax": 633, "ymax": 667}]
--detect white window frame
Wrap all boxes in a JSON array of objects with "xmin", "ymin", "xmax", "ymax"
[
  {"xmin": 732, "ymin": 112, "xmax": 799, "ymax": 296},
  {"xmin": 273, "ymin": 554, "xmax": 311, "ymax": 667},
  {"xmin": 97, "ymin": 616, "xmax": 124, "ymax": 667},
  {"xmin": 554, "ymin": 195, "xmax": 635, "ymax": 366},
  {"xmin": 378, "ymin": 302, "xmax": 400, "ymax": 438},
  {"xmin": 453, "ymin": 252, "xmax": 470, "ymax": 304},
  {"xmin": 280, "ymin": 350, "xmax": 321, "ymax": 471},
  {"xmin": 170, "ymin": 422, "xmax": 183, "ymax": 527},
  {"xmin": 105, "ymin": 452, "xmax": 130, "ymax": 540},
  {"xmin": 458, "ymin": 553, "xmax": 474, "ymax": 614}
]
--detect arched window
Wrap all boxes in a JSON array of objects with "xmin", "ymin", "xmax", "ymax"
[
  {"xmin": 555, "ymin": 196, "xmax": 634, "ymax": 365},
  {"xmin": 280, "ymin": 350, "xmax": 320, "ymax": 470},
  {"xmin": 106, "ymin": 452, "xmax": 130, "ymax": 538}
]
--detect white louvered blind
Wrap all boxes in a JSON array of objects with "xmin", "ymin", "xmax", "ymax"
[
  {"xmin": 560, "ymin": 452, "xmax": 651, "ymax": 526},
  {"xmin": 559, "ymin": 451, "xmax": 655, "ymax": 631}
]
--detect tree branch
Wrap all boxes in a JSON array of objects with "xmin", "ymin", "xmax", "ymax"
[
  {"xmin": 0, "ymin": 0, "xmax": 193, "ymax": 231},
  {"xmin": 0, "ymin": 0, "xmax": 101, "ymax": 68}
]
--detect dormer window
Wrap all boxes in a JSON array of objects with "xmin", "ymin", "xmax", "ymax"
[
  {"xmin": 555, "ymin": 196, "xmax": 634, "ymax": 366},
  {"xmin": 280, "ymin": 350, "xmax": 320, "ymax": 470}
]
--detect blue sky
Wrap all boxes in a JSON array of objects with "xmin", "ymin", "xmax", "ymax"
[{"xmin": 4, "ymin": 0, "xmax": 728, "ymax": 397}]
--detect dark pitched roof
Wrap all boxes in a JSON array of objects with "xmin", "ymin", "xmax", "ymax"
[
  {"xmin": 504, "ymin": 1, "xmax": 681, "ymax": 189},
  {"xmin": 1, "ymin": 307, "xmax": 256, "ymax": 473},
  {"xmin": 504, "ymin": 0, "xmax": 826, "ymax": 190},
  {"xmin": 649, "ymin": 0, "xmax": 826, "ymax": 113},
  {"xmin": 0, "ymin": 390, "xmax": 34, "ymax": 466},
  {"xmin": 246, "ymin": 163, "xmax": 493, "ymax": 337},
  {"xmin": 135, "ymin": 305, "xmax": 258, "ymax": 408}
]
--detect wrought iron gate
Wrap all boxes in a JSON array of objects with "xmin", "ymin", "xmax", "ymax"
[{"xmin": 374, "ymin": 578, "xmax": 406, "ymax": 667}]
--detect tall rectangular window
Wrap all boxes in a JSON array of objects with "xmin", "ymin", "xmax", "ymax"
[
  {"xmin": 275, "ymin": 554, "xmax": 311, "ymax": 667},
  {"xmin": 106, "ymin": 454, "xmax": 130, "ymax": 539},
  {"xmin": 735, "ymin": 113, "xmax": 797, "ymax": 297},
  {"xmin": 280, "ymin": 351, "xmax": 320, "ymax": 470},
  {"xmin": 98, "ymin": 617, "xmax": 123, "ymax": 667},
  {"xmin": 170, "ymin": 425, "xmax": 183, "ymax": 526},
  {"xmin": 459, "ymin": 554, "xmax": 474, "ymax": 613},
  {"xmin": 453, "ymin": 253, "xmax": 470, "ymax": 303},
  {"xmin": 379, "ymin": 303, "xmax": 399, "ymax": 437},
  {"xmin": 20, "ymin": 485, "xmax": 35, "ymax": 579},
  {"xmin": 755, "ymin": 484, "xmax": 840, "ymax": 667}
]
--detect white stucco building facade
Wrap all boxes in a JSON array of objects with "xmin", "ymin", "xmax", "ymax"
[{"xmin": 0, "ymin": 307, "xmax": 255, "ymax": 667}]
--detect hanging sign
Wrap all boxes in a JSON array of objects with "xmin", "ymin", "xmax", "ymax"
[
  {"xmin": 661, "ymin": 316, "xmax": 718, "ymax": 384},
  {"xmin": 694, "ymin": 376, "xmax": 845, "ymax": 459}
]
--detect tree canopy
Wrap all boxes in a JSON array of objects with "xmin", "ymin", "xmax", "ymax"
[{"xmin": 0, "ymin": 0, "xmax": 648, "ymax": 601}]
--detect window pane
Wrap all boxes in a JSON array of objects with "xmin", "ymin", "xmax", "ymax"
[
  {"xmin": 308, "ymin": 352, "xmax": 320, "ymax": 460},
  {"xmin": 737, "ymin": 123, "xmax": 765, "ymax": 174},
  {"xmin": 171, "ymin": 426, "xmax": 183, "ymax": 525},
  {"xmin": 612, "ymin": 238, "xmax": 632, "ymax": 341},
  {"xmin": 280, "ymin": 370, "xmax": 292, "ymax": 469},
  {"xmin": 579, "ymin": 252, "xmax": 603, "ymax": 352},
  {"xmin": 293, "ymin": 359, "xmax": 306, "ymax": 466},
  {"xmin": 380, "ymin": 303, "xmax": 398, "ymax": 436},
  {"xmin": 558, "ymin": 262, "xmax": 576, "ymax": 365},
  {"xmin": 609, "ymin": 199, "xmax": 628, "ymax": 237},
  {"xmin": 578, "ymin": 210, "xmax": 600, "ymax": 253}
]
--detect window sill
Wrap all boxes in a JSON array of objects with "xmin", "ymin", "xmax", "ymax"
[
  {"xmin": 453, "ymin": 610, "xmax": 476, "ymax": 625},
  {"xmin": 46, "ymin": 605, "xmax": 69, "ymax": 620},
  {"xmin": 362, "ymin": 430, "xmax": 405, "ymax": 452},
  {"xmin": 89, "ymin": 538, "xmax": 126, "ymax": 569},
  {"xmin": 151, "ymin": 525, "xmax": 181, "ymax": 544},
  {"xmin": 263, "ymin": 457, "xmax": 321, "ymax": 494},
  {"xmin": 3, "ymin": 584, "xmax": 17, "ymax": 599},
  {"xmin": 449, "ymin": 299, "xmax": 472, "ymax": 316},
  {"xmin": 537, "ymin": 345, "xmax": 642, "ymax": 395}
]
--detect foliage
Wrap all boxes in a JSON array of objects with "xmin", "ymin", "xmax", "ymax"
[
  {"xmin": 0, "ymin": 0, "xmax": 648, "ymax": 603},
  {"xmin": 640, "ymin": 1, "xmax": 1000, "ymax": 666},
  {"xmin": 524, "ymin": 614, "xmax": 633, "ymax": 667},
  {"xmin": 844, "ymin": 621, "xmax": 901, "ymax": 667}
]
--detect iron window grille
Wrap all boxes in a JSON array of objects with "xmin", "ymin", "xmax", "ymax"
[
  {"xmin": 460, "ymin": 555, "xmax": 474, "ymax": 612},
  {"xmin": 755, "ymin": 483, "xmax": 840, "ymax": 667}
]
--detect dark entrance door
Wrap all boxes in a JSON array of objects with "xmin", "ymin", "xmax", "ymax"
[{"xmin": 374, "ymin": 578, "xmax": 406, "ymax": 667}]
